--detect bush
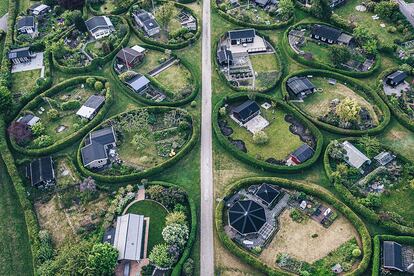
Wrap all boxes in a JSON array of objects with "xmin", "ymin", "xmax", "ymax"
[
  {"xmin": 149, "ymin": 243, "xmax": 175, "ymax": 268},
  {"xmin": 94, "ymin": 81, "xmax": 104, "ymax": 91},
  {"xmin": 47, "ymin": 109, "xmax": 59, "ymax": 120},
  {"xmin": 86, "ymin": 77, "xmax": 96, "ymax": 88},
  {"xmin": 352, "ymin": 248, "xmax": 362, "ymax": 257},
  {"xmin": 182, "ymin": 258, "xmax": 194, "ymax": 276},
  {"xmin": 31, "ymin": 122, "xmax": 45, "ymax": 136},
  {"xmin": 252, "ymin": 131, "xmax": 269, "ymax": 145},
  {"xmin": 61, "ymin": 100, "xmax": 81, "ymax": 111},
  {"xmin": 165, "ymin": 211, "xmax": 187, "ymax": 226},
  {"xmin": 190, "ymin": 101, "xmax": 197, "ymax": 108}
]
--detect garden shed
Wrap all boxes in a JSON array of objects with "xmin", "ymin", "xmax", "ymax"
[
  {"xmin": 289, "ymin": 143, "xmax": 314, "ymax": 164},
  {"xmin": 382, "ymin": 241, "xmax": 404, "ymax": 272},
  {"xmin": 125, "ymin": 74, "xmax": 151, "ymax": 94},
  {"xmin": 286, "ymin": 76, "xmax": 316, "ymax": 99},
  {"xmin": 76, "ymin": 95, "xmax": 105, "ymax": 120}
]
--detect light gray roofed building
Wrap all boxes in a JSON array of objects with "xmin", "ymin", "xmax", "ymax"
[
  {"xmin": 125, "ymin": 74, "xmax": 150, "ymax": 93},
  {"xmin": 342, "ymin": 141, "xmax": 371, "ymax": 172},
  {"xmin": 374, "ymin": 151, "xmax": 395, "ymax": 166},
  {"xmin": 383, "ymin": 241, "xmax": 404, "ymax": 272},
  {"xmin": 114, "ymin": 214, "xmax": 145, "ymax": 261}
]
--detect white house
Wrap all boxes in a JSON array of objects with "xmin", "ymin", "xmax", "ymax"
[{"xmin": 76, "ymin": 95, "xmax": 105, "ymax": 120}]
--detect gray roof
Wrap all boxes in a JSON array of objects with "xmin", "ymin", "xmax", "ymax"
[
  {"xmin": 217, "ymin": 46, "xmax": 233, "ymax": 64},
  {"xmin": 27, "ymin": 156, "xmax": 55, "ymax": 187},
  {"xmin": 228, "ymin": 29, "xmax": 255, "ymax": 40},
  {"xmin": 81, "ymin": 127, "xmax": 116, "ymax": 166},
  {"xmin": 286, "ymin": 76, "xmax": 316, "ymax": 95},
  {"xmin": 374, "ymin": 151, "xmax": 394, "ymax": 166},
  {"xmin": 337, "ymin": 33, "xmax": 353, "ymax": 44},
  {"xmin": 342, "ymin": 141, "xmax": 371, "ymax": 169},
  {"xmin": 125, "ymin": 74, "xmax": 150, "ymax": 92},
  {"xmin": 383, "ymin": 241, "xmax": 404, "ymax": 271},
  {"xmin": 17, "ymin": 113, "xmax": 40, "ymax": 127},
  {"xmin": 135, "ymin": 10, "xmax": 159, "ymax": 30},
  {"xmin": 8, "ymin": 47, "xmax": 34, "ymax": 59},
  {"xmin": 311, "ymin": 24, "xmax": 342, "ymax": 41},
  {"xmin": 83, "ymin": 95, "xmax": 105, "ymax": 109},
  {"xmin": 291, "ymin": 143, "xmax": 314, "ymax": 163},
  {"xmin": 17, "ymin": 16, "xmax": 35, "ymax": 29},
  {"xmin": 85, "ymin": 16, "xmax": 112, "ymax": 32},
  {"xmin": 116, "ymin": 47, "xmax": 143, "ymax": 64},
  {"xmin": 255, "ymin": 0, "xmax": 270, "ymax": 5},
  {"xmin": 114, "ymin": 214, "xmax": 145, "ymax": 261},
  {"xmin": 387, "ymin": 70, "xmax": 407, "ymax": 84}
]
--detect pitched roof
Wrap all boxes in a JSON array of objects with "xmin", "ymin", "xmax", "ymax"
[
  {"xmin": 383, "ymin": 241, "xmax": 404, "ymax": 271},
  {"xmin": 228, "ymin": 200, "xmax": 266, "ymax": 235},
  {"xmin": 311, "ymin": 24, "xmax": 342, "ymax": 41},
  {"xmin": 232, "ymin": 100, "xmax": 260, "ymax": 121},
  {"xmin": 16, "ymin": 16, "xmax": 35, "ymax": 29},
  {"xmin": 17, "ymin": 114, "xmax": 40, "ymax": 127},
  {"xmin": 255, "ymin": 183, "xmax": 280, "ymax": 205},
  {"xmin": 337, "ymin": 33, "xmax": 353, "ymax": 44},
  {"xmin": 255, "ymin": 0, "xmax": 270, "ymax": 5},
  {"xmin": 134, "ymin": 10, "xmax": 159, "ymax": 30},
  {"xmin": 28, "ymin": 156, "xmax": 55, "ymax": 186},
  {"xmin": 81, "ymin": 127, "xmax": 116, "ymax": 166},
  {"xmin": 286, "ymin": 76, "xmax": 316, "ymax": 95},
  {"xmin": 114, "ymin": 214, "xmax": 145, "ymax": 261},
  {"xmin": 8, "ymin": 47, "xmax": 34, "ymax": 59},
  {"xmin": 291, "ymin": 143, "xmax": 314, "ymax": 163},
  {"xmin": 116, "ymin": 47, "xmax": 143, "ymax": 64},
  {"xmin": 85, "ymin": 16, "xmax": 113, "ymax": 32},
  {"xmin": 125, "ymin": 74, "xmax": 150, "ymax": 92},
  {"xmin": 387, "ymin": 70, "xmax": 407, "ymax": 83},
  {"xmin": 217, "ymin": 46, "xmax": 233, "ymax": 64},
  {"xmin": 374, "ymin": 151, "xmax": 394, "ymax": 166},
  {"xmin": 342, "ymin": 141, "xmax": 371, "ymax": 169},
  {"xmin": 228, "ymin": 29, "xmax": 255, "ymax": 40},
  {"xmin": 76, "ymin": 95, "xmax": 105, "ymax": 119}
]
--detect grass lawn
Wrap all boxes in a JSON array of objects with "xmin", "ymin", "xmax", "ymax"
[
  {"xmin": 334, "ymin": 0, "xmax": 401, "ymax": 45},
  {"xmin": 134, "ymin": 50, "xmax": 169, "ymax": 74},
  {"xmin": 381, "ymin": 187, "xmax": 414, "ymax": 226},
  {"xmin": 126, "ymin": 200, "xmax": 168, "ymax": 253},
  {"xmin": 11, "ymin": 69, "xmax": 41, "ymax": 98},
  {"xmin": 0, "ymin": 157, "xmax": 33, "ymax": 276},
  {"xmin": 293, "ymin": 77, "xmax": 379, "ymax": 124},
  {"xmin": 55, "ymin": 157, "xmax": 81, "ymax": 189},
  {"xmin": 155, "ymin": 63, "xmax": 193, "ymax": 97},
  {"xmin": 0, "ymin": 0, "xmax": 7, "ymax": 17},
  {"xmin": 250, "ymin": 53, "xmax": 279, "ymax": 73},
  {"xmin": 301, "ymin": 40, "xmax": 331, "ymax": 64},
  {"xmin": 227, "ymin": 107, "xmax": 303, "ymax": 160}
]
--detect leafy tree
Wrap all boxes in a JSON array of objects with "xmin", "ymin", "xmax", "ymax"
[
  {"xmin": 359, "ymin": 193, "xmax": 381, "ymax": 209},
  {"xmin": 252, "ymin": 131, "xmax": 269, "ymax": 145},
  {"xmin": 149, "ymin": 243, "xmax": 175, "ymax": 268},
  {"xmin": 31, "ymin": 122, "xmax": 46, "ymax": 136},
  {"xmin": 335, "ymin": 97, "xmax": 361, "ymax": 123},
  {"xmin": 34, "ymin": 135, "xmax": 53, "ymax": 147},
  {"xmin": 50, "ymin": 40, "xmax": 67, "ymax": 59},
  {"xmin": 278, "ymin": 0, "xmax": 294, "ymax": 21},
  {"xmin": 352, "ymin": 248, "xmax": 362, "ymax": 257},
  {"xmin": 328, "ymin": 140, "xmax": 347, "ymax": 160},
  {"xmin": 311, "ymin": 0, "xmax": 331, "ymax": 20},
  {"xmin": 86, "ymin": 77, "xmax": 96, "ymax": 88},
  {"xmin": 94, "ymin": 81, "xmax": 104, "ymax": 91},
  {"xmin": 7, "ymin": 121, "xmax": 32, "ymax": 145},
  {"xmin": 329, "ymin": 45, "xmax": 351, "ymax": 65},
  {"xmin": 359, "ymin": 136, "xmax": 380, "ymax": 158},
  {"xmin": 353, "ymin": 26, "xmax": 378, "ymax": 54},
  {"xmin": 0, "ymin": 85, "xmax": 12, "ymax": 111},
  {"xmin": 336, "ymin": 163, "xmax": 349, "ymax": 176},
  {"xmin": 119, "ymin": 71, "xmax": 137, "ymax": 82},
  {"xmin": 219, "ymin": 107, "xmax": 227, "ymax": 116},
  {"xmin": 374, "ymin": 1, "xmax": 398, "ymax": 19},
  {"xmin": 155, "ymin": 1, "xmax": 176, "ymax": 31},
  {"xmin": 88, "ymin": 243, "xmax": 118, "ymax": 275},
  {"xmin": 47, "ymin": 109, "xmax": 59, "ymax": 121},
  {"xmin": 165, "ymin": 211, "xmax": 187, "ymax": 226},
  {"xmin": 162, "ymin": 223, "xmax": 189, "ymax": 248}
]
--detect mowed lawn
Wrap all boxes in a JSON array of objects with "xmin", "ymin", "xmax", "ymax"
[
  {"xmin": 155, "ymin": 63, "xmax": 193, "ymax": 97},
  {"xmin": 11, "ymin": 69, "xmax": 41, "ymax": 98},
  {"xmin": 227, "ymin": 107, "xmax": 303, "ymax": 160},
  {"xmin": 294, "ymin": 77, "xmax": 379, "ymax": 124},
  {"xmin": 250, "ymin": 53, "xmax": 279, "ymax": 73},
  {"xmin": 301, "ymin": 40, "xmax": 331, "ymax": 64},
  {"xmin": 381, "ymin": 186, "xmax": 414, "ymax": 227},
  {"xmin": 0, "ymin": 158, "xmax": 33, "ymax": 276},
  {"xmin": 126, "ymin": 200, "xmax": 168, "ymax": 252},
  {"xmin": 134, "ymin": 50, "xmax": 168, "ymax": 74}
]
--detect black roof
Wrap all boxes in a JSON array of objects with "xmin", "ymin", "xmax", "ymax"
[
  {"xmin": 81, "ymin": 127, "xmax": 116, "ymax": 166},
  {"xmin": 383, "ymin": 241, "xmax": 404, "ymax": 271},
  {"xmin": 387, "ymin": 70, "xmax": 407, "ymax": 83},
  {"xmin": 232, "ymin": 100, "xmax": 260, "ymax": 121},
  {"xmin": 228, "ymin": 29, "xmax": 255, "ymax": 40},
  {"xmin": 229, "ymin": 200, "xmax": 266, "ymax": 235},
  {"xmin": 291, "ymin": 143, "xmax": 314, "ymax": 163},
  {"xmin": 85, "ymin": 16, "xmax": 111, "ymax": 32},
  {"xmin": 286, "ymin": 76, "xmax": 316, "ymax": 95},
  {"xmin": 135, "ymin": 10, "xmax": 159, "ymax": 30},
  {"xmin": 255, "ymin": 183, "xmax": 280, "ymax": 205},
  {"xmin": 311, "ymin": 24, "xmax": 342, "ymax": 41},
  {"xmin": 217, "ymin": 46, "xmax": 233, "ymax": 64},
  {"xmin": 8, "ymin": 47, "xmax": 34, "ymax": 59},
  {"xmin": 28, "ymin": 156, "xmax": 55, "ymax": 186},
  {"xmin": 83, "ymin": 95, "xmax": 105, "ymax": 109},
  {"xmin": 16, "ymin": 16, "xmax": 35, "ymax": 29},
  {"xmin": 116, "ymin": 47, "xmax": 143, "ymax": 64}
]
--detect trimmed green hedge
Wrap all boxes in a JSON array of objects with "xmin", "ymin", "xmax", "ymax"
[
  {"xmin": 324, "ymin": 137, "xmax": 414, "ymax": 235},
  {"xmin": 126, "ymin": 2, "xmax": 201, "ymax": 50},
  {"xmin": 372, "ymin": 235, "xmax": 414, "ymax": 276},
  {"xmin": 213, "ymin": 0, "xmax": 294, "ymax": 30},
  {"xmin": 216, "ymin": 177, "xmax": 372, "ymax": 275},
  {"xmin": 375, "ymin": 67, "xmax": 414, "ymax": 132},
  {"xmin": 281, "ymin": 22, "xmax": 381, "ymax": 78},
  {"xmin": 213, "ymin": 93, "xmax": 323, "ymax": 172},
  {"xmin": 147, "ymin": 181, "xmax": 197, "ymax": 276},
  {"xmin": 52, "ymin": 16, "xmax": 130, "ymax": 74},
  {"xmin": 87, "ymin": 0, "xmax": 135, "ymax": 15},
  {"xmin": 76, "ymin": 106, "xmax": 199, "ymax": 182},
  {"xmin": 111, "ymin": 44, "xmax": 200, "ymax": 106},
  {"xmin": 9, "ymin": 76, "xmax": 113, "ymax": 156},
  {"xmin": 0, "ymin": 0, "xmax": 17, "ymax": 88},
  {"xmin": 281, "ymin": 69, "xmax": 390, "ymax": 136},
  {"xmin": 0, "ymin": 118, "xmax": 39, "ymax": 271},
  {"xmin": 212, "ymin": 30, "xmax": 285, "ymax": 93}
]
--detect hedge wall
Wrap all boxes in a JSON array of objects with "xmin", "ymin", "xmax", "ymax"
[
  {"xmin": 10, "ymin": 76, "xmax": 113, "ymax": 156},
  {"xmin": 281, "ymin": 22, "xmax": 381, "ymax": 78},
  {"xmin": 281, "ymin": 69, "xmax": 390, "ymax": 136},
  {"xmin": 87, "ymin": 0, "xmax": 135, "ymax": 15},
  {"xmin": 213, "ymin": 0, "xmax": 294, "ymax": 30},
  {"xmin": 213, "ymin": 93, "xmax": 324, "ymax": 172},
  {"xmin": 126, "ymin": 2, "xmax": 201, "ymax": 50},
  {"xmin": 372, "ymin": 235, "xmax": 414, "ymax": 276},
  {"xmin": 0, "ymin": 0, "xmax": 17, "ymax": 88},
  {"xmin": 212, "ymin": 30, "xmax": 285, "ymax": 93},
  {"xmin": 375, "ymin": 67, "xmax": 414, "ymax": 132},
  {"xmin": 216, "ymin": 177, "xmax": 372, "ymax": 275},
  {"xmin": 147, "ymin": 181, "xmax": 198, "ymax": 276},
  {"xmin": 324, "ymin": 137, "xmax": 414, "ymax": 235},
  {"xmin": 0, "ymin": 118, "xmax": 39, "ymax": 271},
  {"xmin": 76, "ymin": 106, "xmax": 199, "ymax": 182},
  {"xmin": 111, "ymin": 44, "xmax": 200, "ymax": 106},
  {"xmin": 52, "ymin": 16, "xmax": 130, "ymax": 74}
]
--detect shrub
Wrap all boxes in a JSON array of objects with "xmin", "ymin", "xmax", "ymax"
[
  {"xmin": 31, "ymin": 122, "xmax": 45, "ymax": 136},
  {"xmin": 165, "ymin": 211, "xmax": 187, "ymax": 226},
  {"xmin": 182, "ymin": 258, "xmax": 194, "ymax": 276},
  {"xmin": 149, "ymin": 243, "xmax": 175, "ymax": 268},
  {"xmin": 352, "ymin": 248, "xmax": 362, "ymax": 257},
  {"xmin": 61, "ymin": 100, "xmax": 81, "ymax": 110},
  {"xmin": 162, "ymin": 223, "xmax": 189, "ymax": 248},
  {"xmin": 190, "ymin": 101, "xmax": 197, "ymax": 107},
  {"xmin": 252, "ymin": 131, "xmax": 269, "ymax": 145},
  {"xmin": 0, "ymin": 85, "xmax": 12, "ymax": 110},
  {"xmin": 47, "ymin": 109, "xmax": 59, "ymax": 121},
  {"xmin": 86, "ymin": 77, "xmax": 96, "ymax": 88},
  {"xmin": 94, "ymin": 81, "xmax": 104, "ymax": 91},
  {"xmin": 88, "ymin": 243, "xmax": 119, "ymax": 276}
]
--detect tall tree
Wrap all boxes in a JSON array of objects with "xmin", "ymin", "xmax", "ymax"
[
  {"xmin": 336, "ymin": 97, "xmax": 361, "ymax": 123},
  {"xmin": 88, "ymin": 243, "xmax": 118, "ymax": 276},
  {"xmin": 155, "ymin": 1, "xmax": 176, "ymax": 32},
  {"xmin": 311, "ymin": 0, "xmax": 331, "ymax": 20}
]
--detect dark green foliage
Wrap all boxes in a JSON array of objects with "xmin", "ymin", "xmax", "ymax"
[
  {"xmin": 88, "ymin": 243, "xmax": 118, "ymax": 275},
  {"xmin": 310, "ymin": 0, "xmax": 332, "ymax": 20},
  {"xmin": 329, "ymin": 45, "xmax": 351, "ymax": 65},
  {"xmin": 61, "ymin": 100, "xmax": 81, "ymax": 110},
  {"xmin": 0, "ymin": 86, "xmax": 12, "ymax": 112}
]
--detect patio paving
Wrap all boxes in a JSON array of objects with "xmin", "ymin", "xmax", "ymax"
[
  {"xmin": 11, "ymin": 52, "xmax": 44, "ymax": 75},
  {"xmin": 383, "ymin": 81, "xmax": 410, "ymax": 97}
]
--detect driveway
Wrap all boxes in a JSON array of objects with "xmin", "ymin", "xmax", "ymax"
[
  {"xmin": 11, "ymin": 52, "xmax": 45, "ymax": 77},
  {"xmin": 200, "ymin": 0, "xmax": 214, "ymax": 274}
]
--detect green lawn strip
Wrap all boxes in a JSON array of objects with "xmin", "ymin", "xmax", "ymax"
[
  {"xmin": 0, "ymin": 157, "xmax": 33, "ymax": 276},
  {"xmin": 154, "ymin": 63, "xmax": 193, "ymax": 96},
  {"xmin": 11, "ymin": 69, "xmax": 41, "ymax": 98},
  {"xmin": 135, "ymin": 50, "xmax": 169, "ymax": 74},
  {"xmin": 126, "ymin": 200, "xmax": 168, "ymax": 252}
]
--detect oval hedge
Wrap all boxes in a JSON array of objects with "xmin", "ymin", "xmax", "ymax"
[
  {"xmin": 324, "ymin": 137, "xmax": 414, "ymax": 235},
  {"xmin": 213, "ymin": 93, "xmax": 323, "ymax": 172},
  {"xmin": 213, "ymin": 30, "xmax": 285, "ymax": 93},
  {"xmin": 76, "ymin": 106, "xmax": 199, "ymax": 182},
  {"xmin": 111, "ymin": 44, "xmax": 200, "ymax": 106},
  {"xmin": 146, "ymin": 181, "xmax": 197, "ymax": 276},
  {"xmin": 372, "ymin": 235, "xmax": 414, "ymax": 276},
  {"xmin": 375, "ymin": 67, "xmax": 414, "ymax": 132},
  {"xmin": 216, "ymin": 177, "xmax": 372, "ymax": 276},
  {"xmin": 213, "ymin": 0, "xmax": 294, "ymax": 30},
  {"xmin": 281, "ymin": 69, "xmax": 390, "ymax": 136},
  {"xmin": 126, "ymin": 2, "xmax": 201, "ymax": 50},
  {"xmin": 10, "ymin": 76, "xmax": 113, "ymax": 156},
  {"xmin": 52, "ymin": 15, "xmax": 131, "ymax": 74},
  {"xmin": 282, "ymin": 22, "xmax": 381, "ymax": 78}
]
